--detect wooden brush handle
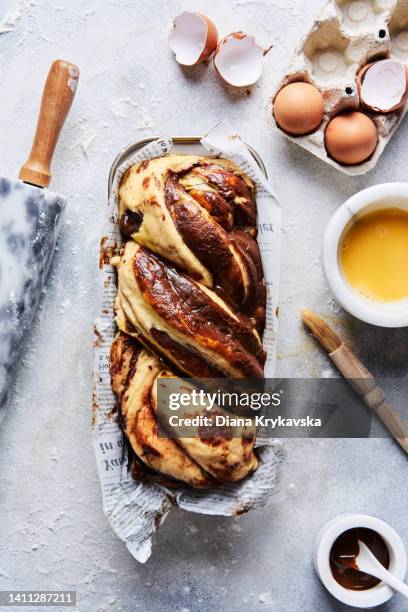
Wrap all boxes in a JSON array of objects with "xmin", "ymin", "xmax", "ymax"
[
  {"xmin": 374, "ymin": 401, "xmax": 408, "ymax": 455},
  {"xmin": 19, "ymin": 60, "xmax": 79, "ymax": 188},
  {"xmin": 331, "ymin": 344, "xmax": 408, "ymax": 455}
]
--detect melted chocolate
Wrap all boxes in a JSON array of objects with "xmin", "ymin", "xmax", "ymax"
[
  {"xmin": 191, "ymin": 163, "xmax": 256, "ymax": 226},
  {"xmin": 330, "ymin": 528, "xmax": 390, "ymax": 591},
  {"xmin": 119, "ymin": 210, "xmax": 144, "ymax": 237}
]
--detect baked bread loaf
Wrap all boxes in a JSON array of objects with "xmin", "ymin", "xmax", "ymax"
[
  {"xmin": 118, "ymin": 155, "xmax": 266, "ymax": 332},
  {"xmin": 110, "ymin": 332, "xmax": 258, "ymax": 488},
  {"xmin": 110, "ymin": 154, "xmax": 266, "ymax": 488}
]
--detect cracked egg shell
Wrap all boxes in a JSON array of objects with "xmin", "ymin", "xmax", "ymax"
[
  {"xmin": 214, "ymin": 32, "xmax": 270, "ymax": 87},
  {"xmin": 357, "ymin": 58, "xmax": 408, "ymax": 114},
  {"xmin": 324, "ymin": 111, "xmax": 378, "ymax": 165},
  {"xmin": 168, "ymin": 11, "xmax": 218, "ymax": 66}
]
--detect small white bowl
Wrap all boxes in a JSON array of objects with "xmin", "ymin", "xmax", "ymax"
[
  {"xmin": 323, "ymin": 182, "xmax": 408, "ymax": 327},
  {"xmin": 314, "ymin": 513, "xmax": 407, "ymax": 608}
]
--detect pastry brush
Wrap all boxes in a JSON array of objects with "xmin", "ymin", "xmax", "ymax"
[{"xmin": 302, "ymin": 308, "xmax": 408, "ymax": 455}]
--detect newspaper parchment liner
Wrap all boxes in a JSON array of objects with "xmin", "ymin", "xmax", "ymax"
[{"xmin": 93, "ymin": 120, "xmax": 284, "ymax": 563}]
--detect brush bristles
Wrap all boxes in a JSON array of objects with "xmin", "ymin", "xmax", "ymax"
[{"xmin": 301, "ymin": 309, "xmax": 342, "ymax": 354}]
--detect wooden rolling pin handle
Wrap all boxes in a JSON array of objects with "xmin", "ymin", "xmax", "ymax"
[
  {"xmin": 331, "ymin": 344, "xmax": 408, "ymax": 455},
  {"xmin": 19, "ymin": 60, "xmax": 79, "ymax": 188}
]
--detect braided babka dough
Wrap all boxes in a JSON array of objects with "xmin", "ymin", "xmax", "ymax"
[
  {"xmin": 110, "ymin": 155, "xmax": 266, "ymax": 488},
  {"xmin": 110, "ymin": 332, "xmax": 258, "ymax": 488}
]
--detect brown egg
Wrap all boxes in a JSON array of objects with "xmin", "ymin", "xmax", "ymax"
[
  {"xmin": 324, "ymin": 112, "xmax": 378, "ymax": 165},
  {"xmin": 273, "ymin": 82, "xmax": 324, "ymax": 135}
]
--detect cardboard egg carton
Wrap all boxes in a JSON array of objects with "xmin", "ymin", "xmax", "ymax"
[{"xmin": 269, "ymin": 0, "xmax": 408, "ymax": 175}]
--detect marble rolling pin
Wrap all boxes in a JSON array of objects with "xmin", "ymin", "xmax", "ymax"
[
  {"xmin": 302, "ymin": 309, "xmax": 408, "ymax": 456},
  {"xmin": 0, "ymin": 59, "xmax": 79, "ymax": 423}
]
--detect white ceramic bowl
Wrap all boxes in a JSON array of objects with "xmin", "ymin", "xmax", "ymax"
[
  {"xmin": 323, "ymin": 183, "xmax": 408, "ymax": 327},
  {"xmin": 314, "ymin": 513, "xmax": 407, "ymax": 608}
]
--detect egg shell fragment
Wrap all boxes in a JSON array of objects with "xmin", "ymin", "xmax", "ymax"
[
  {"xmin": 168, "ymin": 12, "xmax": 218, "ymax": 66},
  {"xmin": 357, "ymin": 58, "xmax": 408, "ymax": 113},
  {"xmin": 214, "ymin": 32, "xmax": 270, "ymax": 87}
]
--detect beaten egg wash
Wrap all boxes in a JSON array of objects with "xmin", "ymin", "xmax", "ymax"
[{"xmin": 339, "ymin": 208, "xmax": 408, "ymax": 302}]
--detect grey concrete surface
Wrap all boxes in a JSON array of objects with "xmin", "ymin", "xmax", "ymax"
[{"xmin": 0, "ymin": 0, "xmax": 407, "ymax": 610}]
